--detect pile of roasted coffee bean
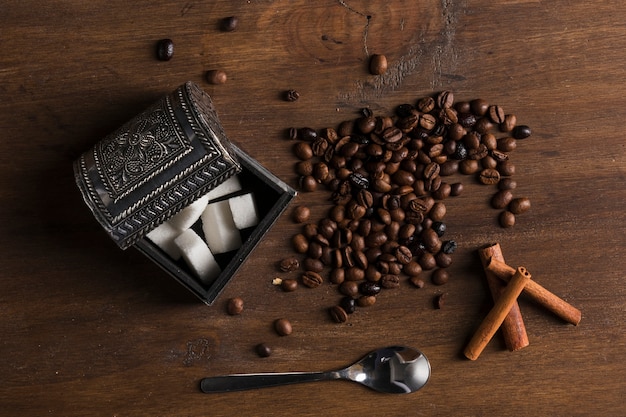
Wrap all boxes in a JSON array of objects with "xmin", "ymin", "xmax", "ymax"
[{"xmin": 284, "ymin": 91, "xmax": 532, "ymax": 322}]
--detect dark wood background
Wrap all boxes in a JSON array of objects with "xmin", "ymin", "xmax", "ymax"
[{"xmin": 1, "ymin": 1, "xmax": 624, "ymax": 416}]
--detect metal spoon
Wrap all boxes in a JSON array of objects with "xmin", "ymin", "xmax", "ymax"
[{"xmin": 199, "ymin": 346, "xmax": 430, "ymax": 394}]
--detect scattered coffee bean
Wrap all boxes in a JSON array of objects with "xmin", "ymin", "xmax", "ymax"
[
  {"xmin": 410, "ymin": 277, "xmax": 425, "ymax": 288},
  {"xmin": 434, "ymin": 293, "xmax": 446, "ymax": 309},
  {"xmin": 329, "ymin": 305, "xmax": 349, "ymax": 323},
  {"xmin": 255, "ymin": 343, "xmax": 272, "ymax": 358},
  {"xmin": 513, "ymin": 125, "xmax": 532, "ymax": 139},
  {"xmin": 302, "ymin": 270, "xmax": 323, "ymax": 288},
  {"xmin": 279, "ymin": 257, "xmax": 300, "ymax": 272},
  {"xmin": 220, "ymin": 16, "xmax": 239, "ymax": 32},
  {"xmin": 281, "ymin": 278, "xmax": 298, "ymax": 292},
  {"xmin": 479, "ymin": 168, "xmax": 501, "ymax": 185},
  {"xmin": 357, "ymin": 295, "xmax": 377, "ymax": 307},
  {"xmin": 509, "ymin": 197, "xmax": 531, "ymax": 214},
  {"xmin": 431, "ymin": 268, "xmax": 449, "ymax": 285},
  {"xmin": 499, "ymin": 210, "xmax": 516, "ymax": 228},
  {"xmin": 274, "ymin": 318, "xmax": 293, "ymax": 336},
  {"xmin": 156, "ymin": 39, "xmax": 174, "ymax": 61},
  {"xmin": 293, "ymin": 205, "xmax": 311, "ymax": 223},
  {"xmin": 227, "ymin": 297, "xmax": 244, "ymax": 315},
  {"xmin": 369, "ymin": 54, "xmax": 388, "ymax": 75},
  {"xmin": 206, "ymin": 69, "xmax": 227, "ymax": 85},
  {"xmin": 284, "ymin": 89, "xmax": 300, "ymax": 102},
  {"xmin": 491, "ymin": 189, "xmax": 514, "ymax": 209},
  {"xmin": 340, "ymin": 296, "xmax": 357, "ymax": 314}
]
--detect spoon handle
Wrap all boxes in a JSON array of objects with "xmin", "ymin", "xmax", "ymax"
[{"xmin": 200, "ymin": 371, "xmax": 337, "ymax": 393}]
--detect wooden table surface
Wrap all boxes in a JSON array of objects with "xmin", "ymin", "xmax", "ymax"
[{"xmin": 1, "ymin": 1, "xmax": 624, "ymax": 416}]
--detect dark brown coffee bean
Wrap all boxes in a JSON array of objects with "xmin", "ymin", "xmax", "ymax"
[
  {"xmin": 357, "ymin": 295, "xmax": 377, "ymax": 307},
  {"xmin": 292, "ymin": 205, "xmax": 310, "ymax": 223},
  {"xmin": 301, "ymin": 271, "xmax": 323, "ymax": 288},
  {"xmin": 330, "ymin": 267, "xmax": 345, "ymax": 284},
  {"xmin": 436, "ymin": 91, "xmax": 454, "ymax": 109},
  {"xmin": 381, "ymin": 126, "xmax": 403, "ymax": 143},
  {"xmin": 435, "ymin": 252, "xmax": 453, "ymax": 268},
  {"xmin": 279, "ymin": 257, "xmax": 300, "ymax": 272},
  {"xmin": 156, "ymin": 39, "xmax": 174, "ymax": 61},
  {"xmin": 302, "ymin": 258, "xmax": 324, "ymax": 273},
  {"xmin": 459, "ymin": 159, "xmax": 480, "ymax": 175},
  {"xmin": 340, "ymin": 280, "xmax": 359, "ymax": 297},
  {"xmin": 468, "ymin": 144, "xmax": 488, "ymax": 160},
  {"xmin": 404, "ymin": 261, "xmax": 422, "ymax": 277},
  {"xmin": 431, "ymin": 268, "xmax": 449, "ymax": 285},
  {"xmin": 274, "ymin": 318, "xmax": 292, "ymax": 336},
  {"xmin": 307, "ymin": 241, "xmax": 324, "ymax": 259},
  {"xmin": 481, "ymin": 133, "xmax": 498, "ymax": 150},
  {"xmin": 512, "ymin": 125, "xmax": 532, "ymax": 139},
  {"xmin": 206, "ymin": 69, "xmax": 227, "ymax": 85},
  {"xmin": 429, "ymin": 202, "xmax": 446, "ymax": 222},
  {"xmin": 481, "ymin": 155, "xmax": 498, "ymax": 170},
  {"xmin": 292, "ymin": 233, "xmax": 309, "ymax": 253},
  {"xmin": 500, "ymin": 114, "xmax": 517, "ymax": 132},
  {"xmin": 381, "ymin": 274, "xmax": 401, "ymax": 289},
  {"xmin": 284, "ymin": 89, "xmax": 300, "ymax": 102},
  {"xmin": 416, "ymin": 96, "xmax": 435, "ymax": 112},
  {"xmin": 359, "ymin": 281, "xmax": 381, "ymax": 296},
  {"xmin": 255, "ymin": 343, "xmax": 272, "ymax": 357},
  {"xmin": 410, "ymin": 277, "xmax": 425, "ymax": 288},
  {"xmin": 281, "ymin": 278, "xmax": 298, "ymax": 292},
  {"xmin": 432, "ymin": 182, "xmax": 452, "ymax": 200},
  {"xmin": 497, "ymin": 137, "xmax": 517, "ymax": 152},
  {"xmin": 499, "ymin": 210, "xmax": 516, "ymax": 228},
  {"xmin": 299, "ymin": 175, "xmax": 318, "ymax": 192},
  {"xmin": 394, "ymin": 245, "xmax": 413, "ymax": 264},
  {"xmin": 440, "ymin": 160, "xmax": 459, "ymax": 176},
  {"xmin": 293, "ymin": 142, "xmax": 313, "ymax": 160},
  {"xmin": 369, "ymin": 54, "xmax": 388, "ymax": 75},
  {"xmin": 498, "ymin": 177, "xmax": 517, "ymax": 190},
  {"xmin": 450, "ymin": 182, "xmax": 464, "ymax": 196},
  {"xmin": 497, "ymin": 160, "xmax": 516, "ymax": 176},
  {"xmin": 311, "ymin": 138, "xmax": 330, "ymax": 157},
  {"xmin": 227, "ymin": 297, "xmax": 244, "ymax": 315},
  {"xmin": 329, "ymin": 305, "xmax": 349, "ymax": 323},
  {"xmin": 353, "ymin": 250, "xmax": 368, "ymax": 270},
  {"xmin": 220, "ymin": 16, "xmax": 239, "ymax": 32},
  {"xmin": 295, "ymin": 160, "xmax": 313, "ymax": 176},
  {"xmin": 345, "ymin": 266, "xmax": 365, "ymax": 281},
  {"xmin": 479, "ymin": 168, "xmax": 501, "ymax": 185},
  {"xmin": 419, "ymin": 252, "xmax": 437, "ymax": 270},
  {"xmin": 340, "ymin": 296, "xmax": 357, "ymax": 314},
  {"xmin": 419, "ymin": 113, "xmax": 437, "ymax": 130},
  {"xmin": 491, "ymin": 189, "xmax": 514, "ymax": 209},
  {"xmin": 488, "ymin": 105, "xmax": 505, "ymax": 124},
  {"xmin": 509, "ymin": 197, "xmax": 531, "ymax": 214},
  {"xmin": 434, "ymin": 293, "xmax": 446, "ymax": 309},
  {"xmin": 470, "ymin": 98, "xmax": 489, "ymax": 116}
]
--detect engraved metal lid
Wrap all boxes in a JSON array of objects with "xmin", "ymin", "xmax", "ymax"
[{"xmin": 74, "ymin": 82, "xmax": 241, "ymax": 249}]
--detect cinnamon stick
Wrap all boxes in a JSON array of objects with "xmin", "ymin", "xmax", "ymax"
[
  {"xmin": 486, "ymin": 257, "xmax": 582, "ymax": 326},
  {"xmin": 478, "ymin": 244, "xmax": 529, "ymax": 351},
  {"xmin": 464, "ymin": 267, "xmax": 532, "ymax": 360}
]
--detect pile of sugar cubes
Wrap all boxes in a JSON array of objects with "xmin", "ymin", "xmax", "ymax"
[{"xmin": 145, "ymin": 176, "xmax": 259, "ymax": 285}]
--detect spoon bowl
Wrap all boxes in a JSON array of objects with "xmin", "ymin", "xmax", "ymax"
[{"xmin": 200, "ymin": 346, "xmax": 430, "ymax": 394}]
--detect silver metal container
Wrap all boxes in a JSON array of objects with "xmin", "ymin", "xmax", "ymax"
[{"xmin": 75, "ymin": 81, "xmax": 296, "ymax": 304}]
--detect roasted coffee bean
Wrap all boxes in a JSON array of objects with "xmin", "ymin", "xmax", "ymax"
[
  {"xmin": 292, "ymin": 233, "xmax": 309, "ymax": 253},
  {"xmin": 442, "ymin": 240, "xmax": 457, "ymax": 254},
  {"xmin": 293, "ymin": 205, "xmax": 311, "ymax": 223},
  {"xmin": 357, "ymin": 295, "xmax": 377, "ymax": 307},
  {"xmin": 394, "ymin": 245, "xmax": 413, "ymax": 264},
  {"xmin": 421, "ymin": 228, "xmax": 441, "ymax": 253},
  {"xmin": 452, "ymin": 141, "xmax": 468, "ymax": 160},
  {"xmin": 313, "ymin": 161, "xmax": 330, "ymax": 182},
  {"xmin": 431, "ymin": 268, "xmax": 449, "ymax": 285},
  {"xmin": 491, "ymin": 189, "xmax": 514, "ymax": 209},
  {"xmin": 436, "ymin": 91, "xmax": 454, "ymax": 109},
  {"xmin": 340, "ymin": 296, "xmax": 357, "ymax": 314},
  {"xmin": 302, "ymin": 271, "xmax": 323, "ymax": 288},
  {"xmin": 431, "ymin": 221, "xmax": 446, "ymax": 237},
  {"xmin": 295, "ymin": 160, "xmax": 314, "ymax": 176},
  {"xmin": 479, "ymin": 168, "xmax": 501, "ymax": 185},
  {"xmin": 410, "ymin": 277, "xmax": 425, "ymax": 288},
  {"xmin": 500, "ymin": 114, "xmax": 517, "ymax": 132},
  {"xmin": 381, "ymin": 126, "xmax": 403, "ymax": 143},
  {"xmin": 419, "ymin": 252, "xmax": 437, "ymax": 270},
  {"xmin": 281, "ymin": 278, "xmax": 298, "ymax": 292},
  {"xmin": 307, "ymin": 241, "xmax": 323, "ymax": 259},
  {"xmin": 329, "ymin": 305, "xmax": 349, "ymax": 323},
  {"xmin": 370, "ymin": 54, "xmax": 388, "ymax": 75},
  {"xmin": 450, "ymin": 182, "xmax": 464, "ymax": 196},
  {"xmin": 381, "ymin": 274, "xmax": 401, "ymax": 289},
  {"xmin": 468, "ymin": 144, "xmax": 488, "ymax": 160},
  {"xmin": 330, "ymin": 267, "xmax": 345, "ymax": 284},
  {"xmin": 404, "ymin": 261, "xmax": 422, "ymax": 277},
  {"xmin": 227, "ymin": 297, "xmax": 244, "ymax": 315},
  {"xmin": 497, "ymin": 160, "xmax": 516, "ymax": 176},
  {"xmin": 497, "ymin": 137, "xmax": 517, "ymax": 152},
  {"xmin": 499, "ymin": 210, "xmax": 516, "ymax": 228},
  {"xmin": 284, "ymin": 89, "xmax": 300, "ymax": 102},
  {"xmin": 512, "ymin": 125, "xmax": 532, "ymax": 139},
  {"xmin": 459, "ymin": 159, "xmax": 480, "ymax": 174},
  {"xmin": 345, "ymin": 266, "xmax": 365, "ymax": 281},
  {"xmin": 435, "ymin": 252, "xmax": 453, "ymax": 268},
  {"xmin": 458, "ymin": 112, "xmax": 477, "ymax": 128},
  {"xmin": 274, "ymin": 318, "xmax": 293, "ymax": 336},
  {"xmin": 353, "ymin": 250, "xmax": 368, "ymax": 270},
  {"xmin": 156, "ymin": 38, "xmax": 174, "ymax": 61},
  {"xmin": 311, "ymin": 138, "xmax": 330, "ymax": 157},
  {"xmin": 299, "ymin": 175, "xmax": 318, "ymax": 191},
  {"xmin": 470, "ymin": 98, "xmax": 489, "ymax": 116},
  {"xmin": 349, "ymin": 173, "xmax": 369, "ymax": 190},
  {"xmin": 434, "ymin": 293, "xmax": 446, "ymax": 309},
  {"xmin": 439, "ymin": 160, "xmax": 459, "ymax": 176},
  {"xmin": 498, "ymin": 177, "xmax": 517, "ymax": 190},
  {"xmin": 488, "ymin": 105, "xmax": 505, "ymax": 124},
  {"xmin": 420, "ymin": 113, "xmax": 437, "ymax": 130},
  {"xmin": 359, "ymin": 281, "xmax": 382, "ymax": 296},
  {"xmin": 255, "ymin": 343, "xmax": 272, "ymax": 357},
  {"xmin": 206, "ymin": 69, "xmax": 227, "ymax": 85},
  {"xmin": 279, "ymin": 257, "xmax": 300, "ymax": 272},
  {"xmin": 302, "ymin": 258, "xmax": 324, "ymax": 273},
  {"xmin": 509, "ymin": 197, "xmax": 531, "ymax": 214},
  {"xmin": 220, "ymin": 16, "xmax": 239, "ymax": 32},
  {"xmin": 481, "ymin": 133, "xmax": 498, "ymax": 150},
  {"xmin": 417, "ymin": 96, "xmax": 435, "ymax": 113},
  {"xmin": 432, "ymin": 182, "xmax": 452, "ymax": 200},
  {"xmin": 293, "ymin": 142, "xmax": 313, "ymax": 160},
  {"xmin": 429, "ymin": 202, "xmax": 447, "ymax": 222},
  {"xmin": 340, "ymin": 280, "xmax": 359, "ymax": 297},
  {"xmin": 481, "ymin": 155, "xmax": 498, "ymax": 170}
]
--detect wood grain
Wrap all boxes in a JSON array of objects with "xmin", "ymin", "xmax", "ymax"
[{"xmin": 1, "ymin": 0, "xmax": 625, "ymax": 416}]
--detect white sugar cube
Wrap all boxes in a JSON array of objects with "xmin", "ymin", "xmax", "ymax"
[
  {"xmin": 174, "ymin": 229, "xmax": 221, "ymax": 284},
  {"xmin": 201, "ymin": 200, "xmax": 242, "ymax": 254},
  {"xmin": 205, "ymin": 176, "xmax": 242, "ymax": 202},
  {"xmin": 228, "ymin": 193, "xmax": 260, "ymax": 229},
  {"xmin": 145, "ymin": 222, "xmax": 183, "ymax": 260},
  {"xmin": 168, "ymin": 194, "xmax": 210, "ymax": 231}
]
